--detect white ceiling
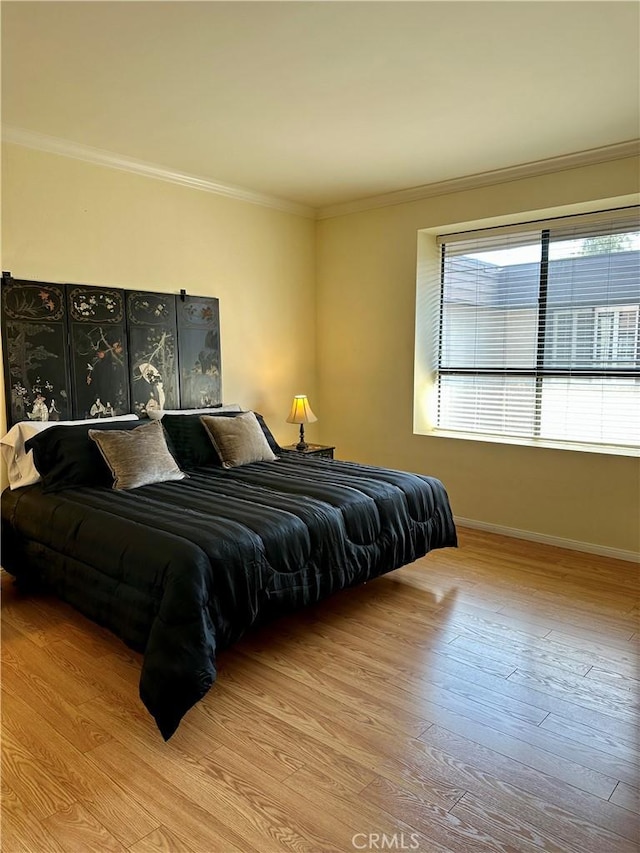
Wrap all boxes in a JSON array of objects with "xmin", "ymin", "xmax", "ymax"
[{"xmin": 2, "ymin": 1, "xmax": 639, "ymax": 211}]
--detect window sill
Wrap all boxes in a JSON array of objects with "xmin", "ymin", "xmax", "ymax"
[{"xmin": 420, "ymin": 428, "xmax": 640, "ymax": 458}]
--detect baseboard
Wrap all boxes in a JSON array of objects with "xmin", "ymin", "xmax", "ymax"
[{"xmin": 454, "ymin": 516, "xmax": 639, "ymax": 563}]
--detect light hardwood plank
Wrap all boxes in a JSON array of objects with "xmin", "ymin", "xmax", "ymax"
[
  {"xmin": 84, "ymin": 691, "xmax": 350, "ymax": 853},
  {"xmin": 507, "ymin": 667, "xmax": 639, "ymax": 724},
  {"xmin": 1, "ymin": 620, "xmax": 104, "ymax": 707},
  {"xmin": 363, "ymin": 774, "xmax": 549, "ymax": 853},
  {"xmin": 260, "ymin": 619, "xmax": 549, "ymax": 727},
  {"xmin": 282, "ymin": 765, "xmax": 458, "ymax": 853},
  {"xmin": 235, "ymin": 644, "xmax": 435, "ymax": 738},
  {"xmin": 2, "ymin": 643, "xmax": 113, "ymax": 754},
  {"xmin": 190, "ymin": 704, "xmax": 307, "ymax": 784},
  {"xmin": 199, "ymin": 747, "xmax": 374, "ymax": 853},
  {"xmin": 450, "ymin": 791, "xmax": 585, "ymax": 853},
  {"xmin": 1, "ymin": 592, "xmax": 65, "ymax": 647},
  {"xmin": 415, "ymin": 704, "xmax": 622, "ymax": 797},
  {"xmin": 419, "ymin": 724, "xmax": 640, "ymax": 844},
  {"xmin": 2, "ymin": 584, "xmax": 120, "ymax": 656},
  {"xmin": 545, "ymin": 627, "xmax": 639, "ymax": 661},
  {"xmin": 310, "ymin": 596, "xmax": 519, "ymax": 679},
  {"xmin": 2, "ymin": 687, "xmax": 159, "ymax": 847},
  {"xmin": 42, "ymin": 802, "xmax": 128, "ymax": 853},
  {"xmin": 288, "ymin": 619, "xmax": 550, "ymax": 724},
  {"xmin": 217, "ymin": 660, "xmax": 467, "ymax": 811},
  {"xmin": 196, "ymin": 689, "xmax": 377, "ymax": 794},
  {"xmin": 539, "ymin": 713, "xmax": 640, "ymax": 766},
  {"xmin": 317, "ymin": 649, "xmax": 639, "ymax": 787},
  {"xmin": 228, "ymin": 647, "xmax": 435, "ymax": 742},
  {"xmin": 0, "ymin": 780, "xmax": 68, "ymax": 853},
  {"xmin": 379, "ymin": 736, "xmax": 639, "ymax": 853},
  {"xmin": 610, "ymin": 781, "xmax": 640, "ymax": 815},
  {"xmin": 129, "ymin": 826, "xmax": 197, "ymax": 853},
  {"xmin": 51, "ymin": 638, "xmax": 232, "ymax": 759},
  {"xmin": 497, "ymin": 601, "xmax": 638, "ymax": 643},
  {"xmin": 409, "ymin": 547, "xmax": 637, "ymax": 620},
  {"xmin": 584, "ymin": 666, "xmax": 640, "ymax": 693},
  {"xmin": 85, "ymin": 740, "xmax": 254, "ymax": 853},
  {"xmin": 446, "ymin": 632, "xmax": 591, "ymax": 678},
  {"xmin": 1, "ymin": 707, "xmax": 79, "ymax": 822}
]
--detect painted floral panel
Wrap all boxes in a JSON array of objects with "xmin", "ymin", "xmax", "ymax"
[
  {"xmin": 69, "ymin": 286, "xmax": 124, "ymax": 323},
  {"xmin": 1, "ymin": 280, "xmax": 71, "ymax": 425},
  {"xmin": 127, "ymin": 292, "xmax": 179, "ymax": 417},
  {"xmin": 68, "ymin": 286, "xmax": 130, "ymax": 419}
]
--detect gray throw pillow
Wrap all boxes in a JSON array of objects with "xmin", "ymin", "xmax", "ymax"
[
  {"xmin": 89, "ymin": 419, "xmax": 186, "ymax": 490},
  {"xmin": 200, "ymin": 411, "xmax": 277, "ymax": 468}
]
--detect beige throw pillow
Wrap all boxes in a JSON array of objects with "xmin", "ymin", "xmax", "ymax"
[
  {"xmin": 200, "ymin": 412, "xmax": 277, "ymax": 468},
  {"xmin": 89, "ymin": 419, "xmax": 186, "ymax": 490}
]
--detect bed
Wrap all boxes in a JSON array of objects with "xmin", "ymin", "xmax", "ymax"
[{"xmin": 1, "ymin": 411, "xmax": 457, "ymax": 739}]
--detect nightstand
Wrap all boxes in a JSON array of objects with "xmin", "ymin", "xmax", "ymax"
[{"xmin": 279, "ymin": 444, "xmax": 335, "ymax": 460}]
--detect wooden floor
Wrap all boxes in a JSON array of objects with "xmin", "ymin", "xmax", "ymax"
[{"xmin": 1, "ymin": 528, "xmax": 639, "ymax": 853}]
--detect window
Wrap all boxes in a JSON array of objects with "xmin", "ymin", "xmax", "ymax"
[{"xmin": 433, "ymin": 208, "xmax": 640, "ymax": 450}]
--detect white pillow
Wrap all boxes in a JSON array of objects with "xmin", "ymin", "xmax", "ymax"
[
  {"xmin": 149, "ymin": 404, "xmax": 243, "ymax": 420},
  {"xmin": 0, "ymin": 415, "xmax": 139, "ymax": 490}
]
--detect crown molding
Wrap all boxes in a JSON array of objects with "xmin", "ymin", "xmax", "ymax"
[
  {"xmin": 4, "ymin": 126, "xmax": 638, "ymax": 223},
  {"xmin": 316, "ymin": 139, "xmax": 640, "ymax": 220},
  {"xmin": 2, "ymin": 126, "xmax": 316, "ymax": 219}
]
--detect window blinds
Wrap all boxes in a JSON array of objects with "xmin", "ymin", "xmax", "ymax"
[{"xmin": 436, "ymin": 208, "xmax": 640, "ymax": 448}]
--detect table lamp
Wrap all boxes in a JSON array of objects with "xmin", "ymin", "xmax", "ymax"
[{"xmin": 286, "ymin": 394, "xmax": 317, "ymax": 451}]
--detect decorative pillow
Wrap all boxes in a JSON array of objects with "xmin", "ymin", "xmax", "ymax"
[
  {"xmin": 162, "ymin": 411, "xmax": 281, "ymax": 469},
  {"xmin": 200, "ymin": 411, "xmax": 277, "ymax": 468},
  {"xmin": 89, "ymin": 420, "xmax": 186, "ymax": 490},
  {"xmin": 206, "ymin": 411, "xmax": 281, "ymax": 454},
  {"xmin": 1, "ymin": 415, "xmax": 139, "ymax": 490},
  {"xmin": 25, "ymin": 419, "xmax": 142, "ymax": 493},
  {"xmin": 161, "ymin": 414, "xmax": 221, "ymax": 469},
  {"xmin": 251, "ymin": 413, "xmax": 281, "ymax": 455}
]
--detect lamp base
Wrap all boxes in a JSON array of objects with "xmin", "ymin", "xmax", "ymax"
[{"xmin": 296, "ymin": 424, "xmax": 308, "ymax": 451}]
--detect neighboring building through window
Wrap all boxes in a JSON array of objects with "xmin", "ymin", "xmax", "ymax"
[{"xmin": 431, "ymin": 208, "xmax": 640, "ymax": 450}]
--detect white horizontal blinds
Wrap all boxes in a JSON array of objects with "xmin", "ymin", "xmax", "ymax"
[
  {"xmin": 440, "ymin": 229, "xmax": 541, "ymax": 370},
  {"xmin": 540, "ymin": 213, "xmax": 640, "ymax": 445},
  {"xmin": 438, "ymin": 375, "xmax": 537, "ymax": 437},
  {"xmin": 538, "ymin": 377, "xmax": 639, "ymax": 445},
  {"xmin": 439, "ymin": 230, "xmax": 542, "ymax": 437},
  {"xmin": 437, "ymin": 206, "xmax": 639, "ymax": 246},
  {"xmin": 437, "ymin": 207, "xmax": 640, "ymax": 447},
  {"xmin": 545, "ymin": 217, "xmax": 640, "ymax": 370}
]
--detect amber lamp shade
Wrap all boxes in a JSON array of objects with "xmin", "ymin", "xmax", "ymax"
[{"xmin": 286, "ymin": 395, "xmax": 317, "ymax": 450}]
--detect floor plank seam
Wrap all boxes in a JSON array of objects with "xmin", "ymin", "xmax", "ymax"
[
  {"xmin": 446, "ymin": 788, "xmax": 469, "ymax": 814},
  {"xmin": 608, "ymin": 781, "xmax": 621, "ymax": 803},
  {"xmin": 536, "ymin": 711, "xmax": 551, "ymax": 727}
]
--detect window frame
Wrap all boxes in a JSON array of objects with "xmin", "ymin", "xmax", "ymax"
[{"xmin": 418, "ymin": 207, "xmax": 640, "ymax": 456}]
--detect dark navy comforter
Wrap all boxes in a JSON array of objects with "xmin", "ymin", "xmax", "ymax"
[{"xmin": 1, "ymin": 456, "xmax": 457, "ymax": 738}]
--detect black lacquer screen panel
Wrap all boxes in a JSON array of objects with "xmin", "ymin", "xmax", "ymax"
[
  {"xmin": 1, "ymin": 278, "xmax": 73, "ymax": 423},
  {"xmin": 126, "ymin": 291, "xmax": 180, "ymax": 417},
  {"xmin": 1, "ymin": 274, "xmax": 221, "ymax": 428},
  {"xmin": 68, "ymin": 285, "xmax": 130, "ymax": 419},
  {"xmin": 176, "ymin": 294, "xmax": 222, "ymax": 409}
]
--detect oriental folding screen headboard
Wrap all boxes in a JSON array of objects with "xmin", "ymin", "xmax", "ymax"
[{"xmin": 1, "ymin": 273, "xmax": 222, "ymax": 428}]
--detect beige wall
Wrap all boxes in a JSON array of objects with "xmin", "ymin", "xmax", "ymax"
[
  {"xmin": 2, "ymin": 144, "xmax": 639, "ymax": 553},
  {"xmin": 316, "ymin": 157, "xmax": 640, "ymax": 554},
  {"xmin": 0, "ymin": 143, "xmax": 318, "ymax": 458}
]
